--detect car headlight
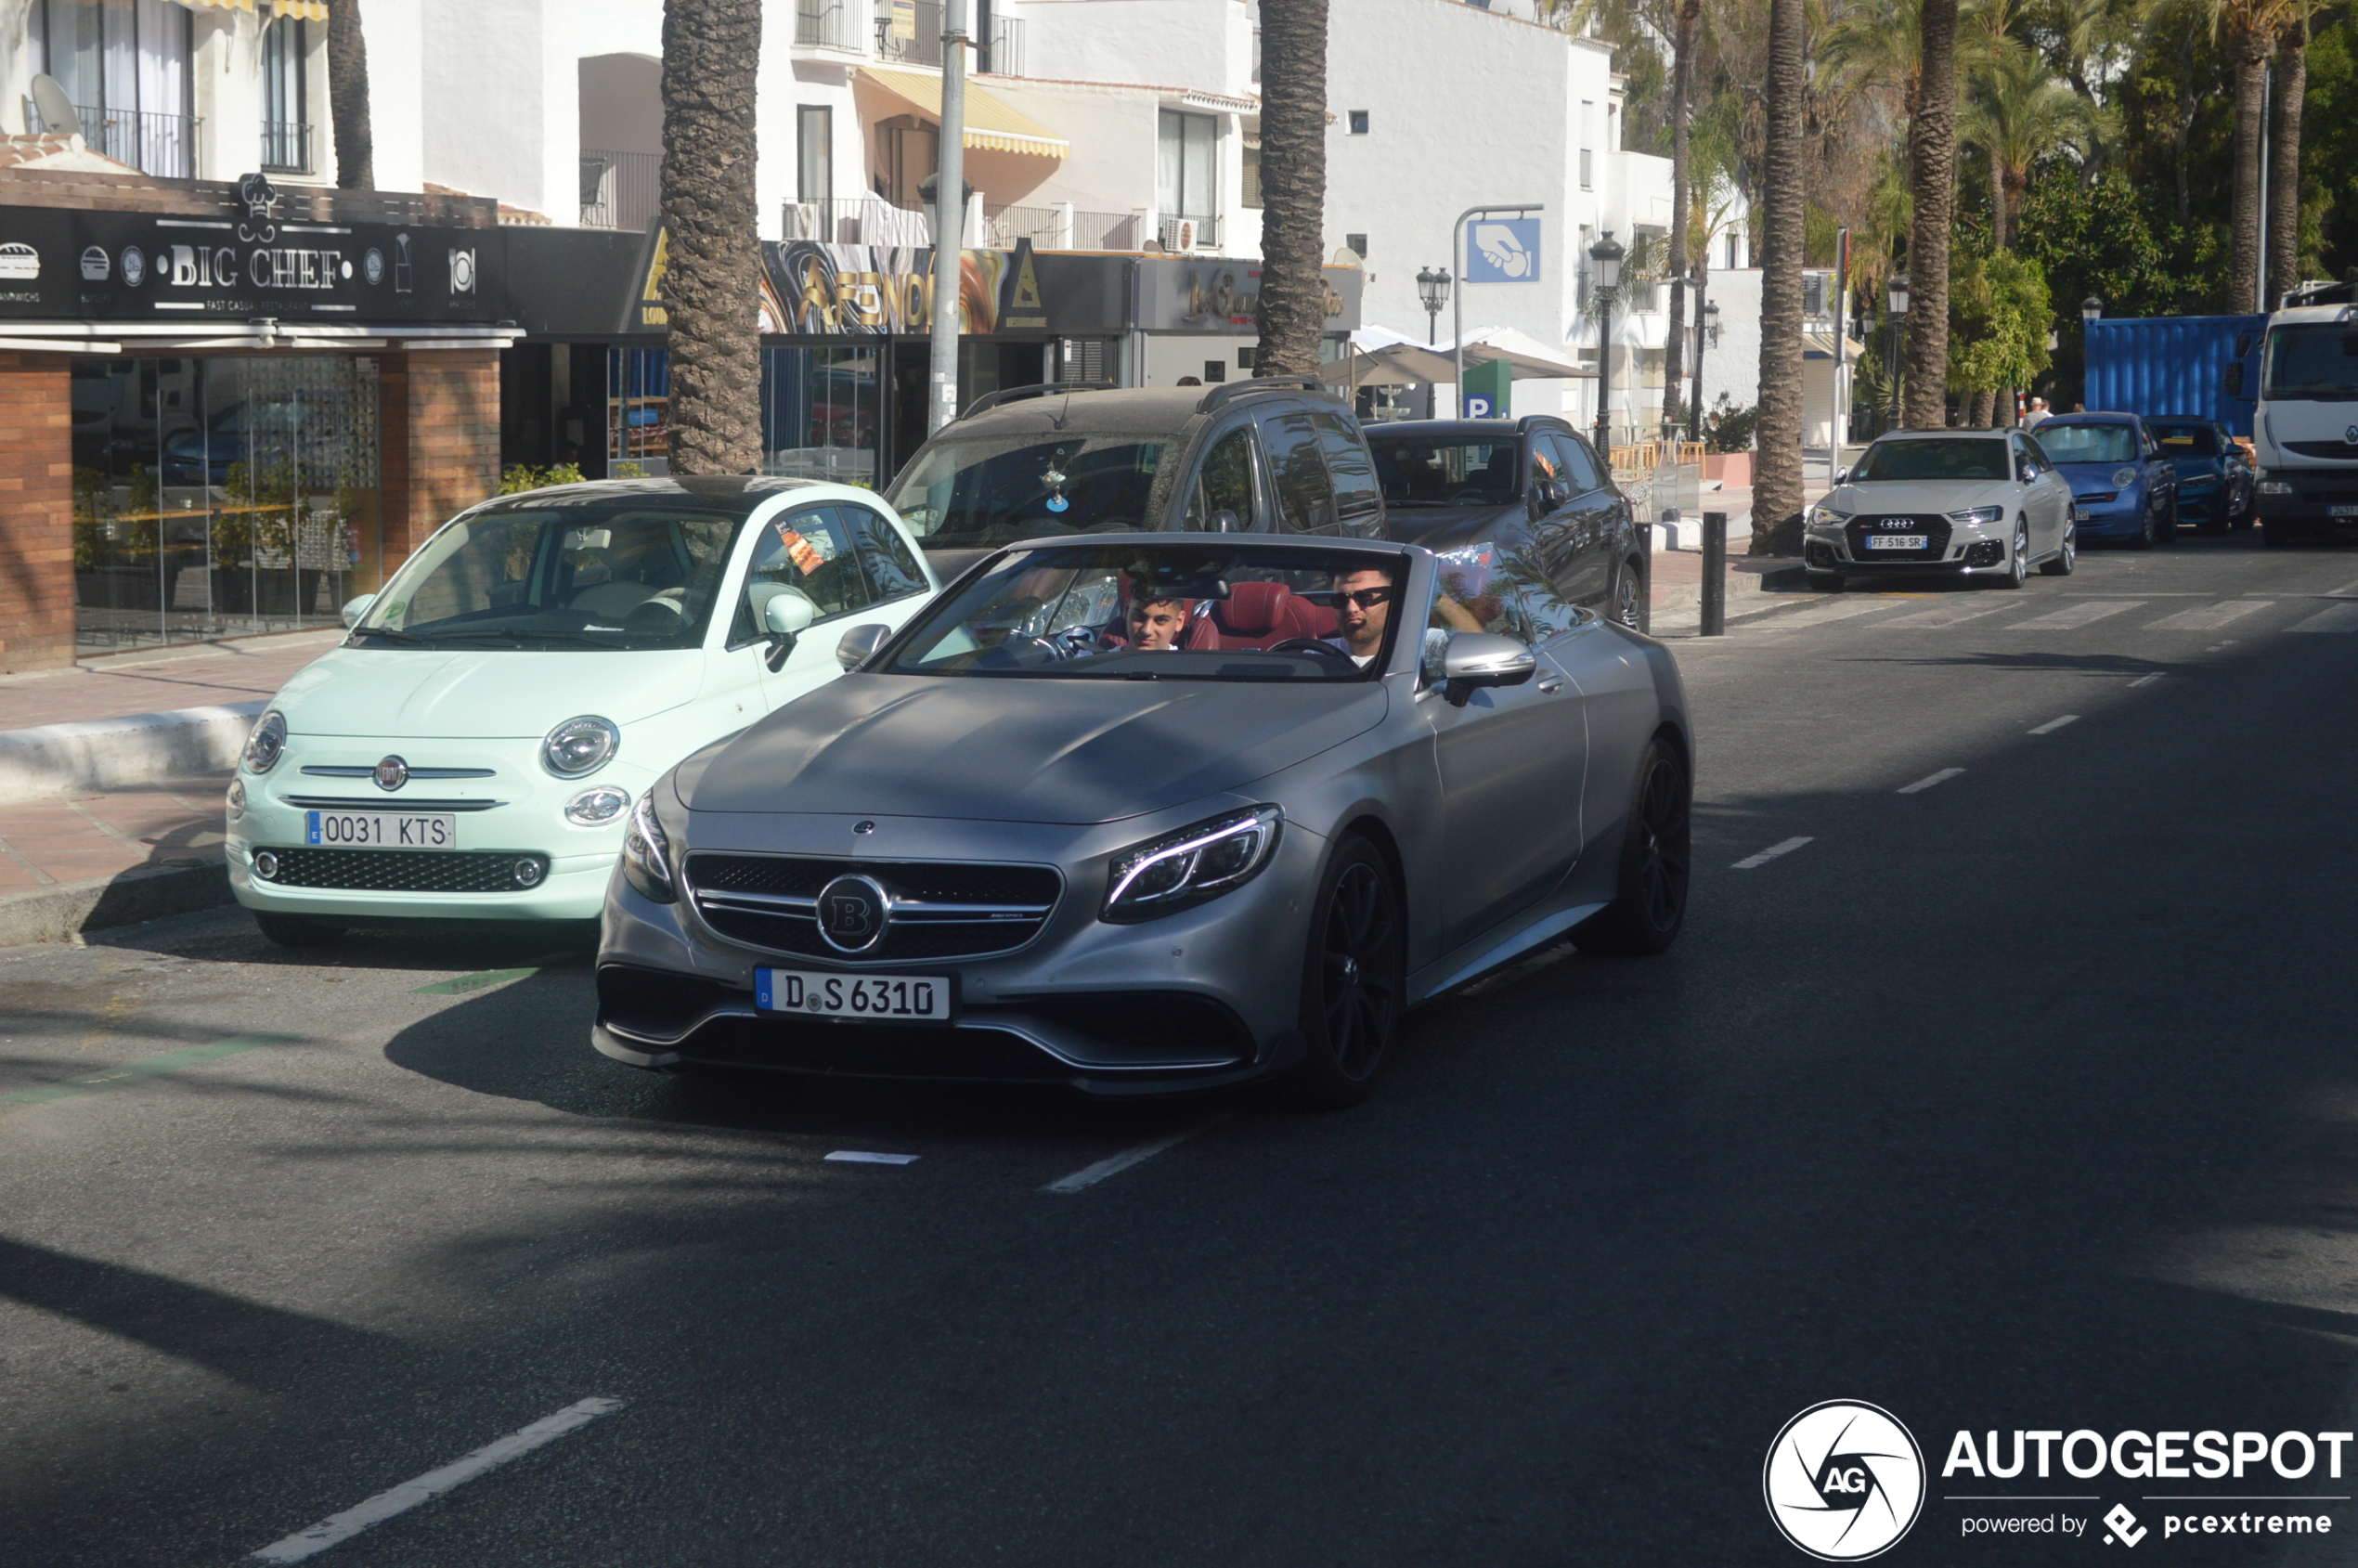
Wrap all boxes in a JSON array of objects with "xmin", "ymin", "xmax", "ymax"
[
  {"xmin": 2260, "ymin": 476, "xmax": 2296, "ymax": 495},
  {"xmin": 241, "ymin": 710, "xmax": 287, "ymax": 773},
  {"xmin": 1945, "ymin": 506, "xmax": 2004, "ymax": 525},
  {"xmin": 542, "ymin": 715, "xmax": 618, "ymax": 778},
  {"xmin": 1103, "ymin": 805, "xmax": 1282, "ymax": 923},
  {"xmin": 225, "ymin": 777, "xmax": 246, "ymax": 821},
  {"xmin": 620, "ymin": 792, "xmax": 675, "ymax": 903},
  {"xmin": 2112, "ymin": 467, "xmax": 2139, "ymax": 488},
  {"xmin": 564, "ymin": 784, "xmax": 631, "ymax": 826},
  {"xmin": 1808, "ymin": 505, "xmax": 1851, "ymax": 528}
]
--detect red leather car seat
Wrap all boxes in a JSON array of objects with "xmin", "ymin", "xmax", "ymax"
[{"xmin": 1211, "ymin": 581, "xmax": 1331, "ymax": 649}]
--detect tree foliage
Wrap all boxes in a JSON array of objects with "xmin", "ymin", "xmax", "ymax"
[{"xmin": 1948, "ymin": 251, "xmax": 2056, "ymax": 391}]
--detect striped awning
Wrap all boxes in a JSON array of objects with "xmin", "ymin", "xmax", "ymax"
[
  {"xmin": 858, "ymin": 67, "xmax": 1069, "ymax": 159},
  {"xmin": 175, "ymin": 0, "xmax": 330, "ymax": 19}
]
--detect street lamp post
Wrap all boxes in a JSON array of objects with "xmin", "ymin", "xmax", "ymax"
[
  {"xmin": 1417, "ymin": 265, "xmax": 1451, "ymax": 420},
  {"xmin": 1589, "ymin": 230, "xmax": 1625, "ymax": 459},
  {"xmin": 1691, "ymin": 295, "xmax": 1717, "ymax": 445},
  {"xmin": 1885, "ymin": 271, "xmax": 1910, "ymax": 432}
]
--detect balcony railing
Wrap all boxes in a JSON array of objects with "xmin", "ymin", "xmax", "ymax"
[
  {"xmin": 581, "ymin": 149, "xmax": 662, "ymax": 231},
  {"xmin": 784, "ymin": 200, "xmax": 1144, "ymax": 251},
  {"xmin": 875, "ymin": 0, "xmax": 1027, "ymax": 75},
  {"xmin": 49, "ymin": 102, "xmax": 199, "ymax": 178},
  {"xmin": 797, "ymin": 0, "xmax": 867, "ymax": 51},
  {"xmin": 260, "ymin": 121, "xmax": 312, "ymax": 175}
]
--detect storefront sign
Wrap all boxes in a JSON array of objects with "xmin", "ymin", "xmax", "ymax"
[
  {"xmin": 762, "ymin": 239, "xmax": 1051, "ymax": 335},
  {"xmin": 1135, "ymin": 258, "xmax": 1362, "ymax": 335}
]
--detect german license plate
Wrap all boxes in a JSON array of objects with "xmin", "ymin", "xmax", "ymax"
[
  {"xmin": 2329, "ymin": 505, "xmax": 2358, "ymax": 517},
  {"xmin": 1865, "ymin": 535, "xmax": 1927, "ymax": 551},
  {"xmin": 756, "ymin": 968, "xmax": 954, "ymax": 1022},
  {"xmin": 304, "ymin": 810, "xmax": 457, "ymax": 849}
]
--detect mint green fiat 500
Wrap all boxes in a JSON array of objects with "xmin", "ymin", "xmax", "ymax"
[{"xmin": 227, "ymin": 477, "xmax": 939, "ymax": 944}]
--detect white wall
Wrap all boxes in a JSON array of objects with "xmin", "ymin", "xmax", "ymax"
[
  {"xmin": 1698, "ymin": 267, "xmax": 1761, "ymax": 417},
  {"xmin": 1005, "ymin": 0, "xmax": 1255, "ymax": 101}
]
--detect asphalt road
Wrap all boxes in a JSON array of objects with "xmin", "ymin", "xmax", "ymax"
[{"xmin": 6, "ymin": 529, "xmax": 2358, "ymax": 1566}]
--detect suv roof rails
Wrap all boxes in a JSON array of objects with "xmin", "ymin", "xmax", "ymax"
[
  {"xmin": 960, "ymin": 381, "xmax": 1116, "ymax": 420},
  {"xmin": 1198, "ymin": 374, "xmax": 1331, "ymax": 413}
]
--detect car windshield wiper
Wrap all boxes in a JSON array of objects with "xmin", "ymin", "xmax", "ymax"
[
  {"xmin": 420, "ymin": 628, "xmax": 637, "ymax": 649},
  {"xmin": 349, "ymin": 627, "xmax": 434, "ymax": 647}
]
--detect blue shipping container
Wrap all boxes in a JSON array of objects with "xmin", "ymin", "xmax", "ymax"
[{"xmin": 2083, "ymin": 315, "xmax": 2264, "ymax": 436}]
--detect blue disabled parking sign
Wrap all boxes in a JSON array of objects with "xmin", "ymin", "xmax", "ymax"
[{"xmin": 1463, "ymin": 218, "xmax": 1541, "ymax": 283}]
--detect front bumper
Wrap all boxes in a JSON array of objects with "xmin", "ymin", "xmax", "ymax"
[
  {"xmin": 594, "ymin": 805, "xmax": 1326, "ymax": 1093},
  {"xmin": 2258, "ymin": 469, "xmax": 2358, "ymax": 534},
  {"xmin": 1804, "ymin": 511, "xmax": 2017, "ymax": 576}
]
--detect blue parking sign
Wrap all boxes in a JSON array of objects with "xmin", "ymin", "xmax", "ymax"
[
  {"xmin": 1463, "ymin": 218, "xmax": 1541, "ymax": 284},
  {"xmin": 1465, "ymin": 395, "xmax": 1496, "ymax": 418}
]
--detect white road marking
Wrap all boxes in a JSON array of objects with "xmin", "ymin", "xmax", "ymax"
[
  {"xmin": 250, "ymin": 1398, "xmax": 625, "ymax": 1562},
  {"xmin": 2004, "ymin": 600, "xmax": 2144, "ymax": 631},
  {"xmin": 1872, "ymin": 601, "xmax": 2016, "ymax": 629},
  {"xmin": 824, "ymin": 1150, "xmax": 920, "ymax": 1165},
  {"xmin": 1045, "ymin": 1116, "xmax": 1227, "ymax": 1193},
  {"xmin": 2326, "ymin": 577, "xmax": 2358, "ymax": 599},
  {"xmin": 1730, "ymin": 836, "xmax": 1813, "ymax": 870},
  {"xmin": 2027, "ymin": 714, "xmax": 2081, "ymax": 735},
  {"xmin": 1898, "ymin": 768, "xmax": 1965, "ymax": 795},
  {"xmin": 2292, "ymin": 602, "xmax": 2358, "ymax": 633},
  {"xmin": 2128, "ymin": 672, "xmax": 2163, "ymax": 689},
  {"xmin": 1753, "ymin": 599, "xmax": 1898, "ymax": 632},
  {"xmin": 2142, "ymin": 600, "xmax": 2274, "ymax": 631}
]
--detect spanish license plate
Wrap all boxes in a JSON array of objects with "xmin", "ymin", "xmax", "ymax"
[
  {"xmin": 304, "ymin": 810, "xmax": 457, "ymax": 849},
  {"xmin": 1865, "ymin": 535, "xmax": 1927, "ymax": 551},
  {"xmin": 2073, "ymin": 505, "xmax": 2091, "ymax": 521},
  {"xmin": 2330, "ymin": 505, "xmax": 2358, "ymax": 517},
  {"xmin": 756, "ymin": 968, "xmax": 954, "ymax": 1022}
]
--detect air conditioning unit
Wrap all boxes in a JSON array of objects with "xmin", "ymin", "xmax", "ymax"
[{"xmin": 1160, "ymin": 216, "xmax": 1198, "ymax": 253}]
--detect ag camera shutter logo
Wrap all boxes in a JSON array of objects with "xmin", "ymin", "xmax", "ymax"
[{"xmin": 1764, "ymin": 1400, "xmax": 1925, "ymax": 1561}]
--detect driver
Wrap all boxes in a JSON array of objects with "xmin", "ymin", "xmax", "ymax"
[
  {"xmin": 1325, "ymin": 568, "xmax": 1396, "ymax": 667},
  {"xmin": 1126, "ymin": 593, "xmax": 1192, "ymax": 652}
]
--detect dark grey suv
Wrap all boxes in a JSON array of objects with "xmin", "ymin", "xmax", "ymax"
[{"xmin": 881, "ymin": 378, "xmax": 1386, "ymax": 580}]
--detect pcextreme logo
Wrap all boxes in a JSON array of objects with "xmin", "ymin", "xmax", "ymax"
[{"xmin": 1764, "ymin": 1401, "xmax": 1928, "ymax": 1561}]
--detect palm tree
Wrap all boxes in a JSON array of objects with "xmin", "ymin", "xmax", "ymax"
[
  {"xmin": 1903, "ymin": 0, "xmax": 1963, "ymax": 429},
  {"xmin": 1963, "ymin": 43, "xmax": 2091, "ymax": 250},
  {"xmin": 1664, "ymin": 0, "xmax": 1704, "ymax": 438},
  {"xmin": 1754, "ymin": 0, "xmax": 1807, "ymax": 552},
  {"xmin": 1253, "ymin": 0, "xmax": 1328, "ymax": 377},
  {"xmin": 2268, "ymin": 1, "xmax": 2310, "ymax": 305},
  {"xmin": 2217, "ymin": 0, "xmax": 2294, "ymax": 313},
  {"xmin": 328, "ymin": 0, "xmax": 372, "ymax": 188},
  {"xmin": 659, "ymin": 0, "xmax": 763, "ymax": 475}
]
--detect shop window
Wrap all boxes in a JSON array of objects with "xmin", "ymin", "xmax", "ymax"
[
  {"xmin": 608, "ymin": 346, "xmax": 670, "ymax": 473},
  {"xmin": 1157, "ymin": 110, "xmax": 1216, "ymax": 229},
  {"xmin": 758, "ymin": 344, "xmax": 882, "ymax": 486},
  {"xmin": 30, "ymin": 0, "xmax": 195, "ymax": 176}
]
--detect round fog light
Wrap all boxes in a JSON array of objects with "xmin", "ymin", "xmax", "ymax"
[
  {"xmin": 564, "ymin": 784, "xmax": 630, "ymax": 826},
  {"xmin": 253, "ymin": 849, "xmax": 279, "ymax": 880},
  {"xmin": 512, "ymin": 857, "xmax": 546, "ymax": 888}
]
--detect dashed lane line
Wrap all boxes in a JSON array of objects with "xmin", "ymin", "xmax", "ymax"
[
  {"xmin": 2028, "ymin": 715, "xmax": 2081, "ymax": 735},
  {"xmin": 1730, "ymin": 836, "xmax": 1813, "ymax": 871},
  {"xmin": 2143, "ymin": 600, "xmax": 2274, "ymax": 631},
  {"xmin": 1898, "ymin": 769, "xmax": 1966, "ymax": 795},
  {"xmin": 2127, "ymin": 673, "xmax": 2164, "ymax": 689},
  {"xmin": 3, "ymin": 1032, "xmax": 304, "ymax": 1107},
  {"xmin": 1044, "ymin": 1115, "xmax": 1229, "ymax": 1193},
  {"xmin": 2292, "ymin": 603, "xmax": 2358, "ymax": 633},
  {"xmin": 2004, "ymin": 600, "xmax": 2144, "ymax": 631},
  {"xmin": 2326, "ymin": 577, "xmax": 2358, "ymax": 599},
  {"xmin": 1751, "ymin": 599, "xmax": 1899, "ymax": 632},
  {"xmin": 1873, "ymin": 601, "xmax": 2017, "ymax": 629},
  {"xmin": 250, "ymin": 1398, "xmax": 626, "ymax": 1562}
]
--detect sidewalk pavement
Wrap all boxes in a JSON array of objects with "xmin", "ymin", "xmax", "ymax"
[{"xmin": 0, "ymin": 774, "xmax": 232, "ymax": 946}]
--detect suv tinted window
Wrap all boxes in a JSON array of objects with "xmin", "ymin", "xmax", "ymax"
[
  {"xmin": 842, "ymin": 504, "xmax": 929, "ymax": 601},
  {"xmin": 1309, "ymin": 410, "xmax": 1381, "ymax": 524},
  {"xmin": 1260, "ymin": 411, "xmax": 1339, "ymax": 533},
  {"xmin": 1182, "ymin": 425, "xmax": 1259, "ymax": 530},
  {"xmin": 1546, "ymin": 429, "xmax": 1611, "ymax": 492}
]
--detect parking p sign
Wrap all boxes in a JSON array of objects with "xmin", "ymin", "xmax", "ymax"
[{"xmin": 1464, "ymin": 218, "xmax": 1541, "ymax": 283}]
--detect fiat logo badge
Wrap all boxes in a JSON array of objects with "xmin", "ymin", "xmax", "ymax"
[
  {"xmin": 816, "ymin": 874, "xmax": 890, "ymax": 953},
  {"xmin": 372, "ymin": 755, "xmax": 408, "ymax": 791}
]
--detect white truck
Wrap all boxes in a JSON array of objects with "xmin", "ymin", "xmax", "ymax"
[{"xmin": 2231, "ymin": 280, "xmax": 2358, "ymax": 547}]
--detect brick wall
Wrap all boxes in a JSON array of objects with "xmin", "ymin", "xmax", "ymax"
[
  {"xmin": 0, "ymin": 354, "xmax": 74, "ymax": 674},
  {"xmin": 380, "ymin": 351, "xmax": 501, "ymax": 570}
]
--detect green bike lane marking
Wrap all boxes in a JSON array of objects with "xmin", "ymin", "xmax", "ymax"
[
  {"xmin": 409, "ymin": 966, "xmax": 543, "ymax": 996},
  {"xmin": 4, "ymin": 1032, "xmax": 305, "ymax": 1107}
]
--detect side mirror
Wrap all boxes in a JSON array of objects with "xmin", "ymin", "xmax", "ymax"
[
  {"xmin": 836, "ymin": 622, "xmax": 891, "ymax": 670},
  {"xmin": 1538, "ymin": 478, "xmax": 1573, "ymax": 508},
  {"xmin": 2222, "ymin": 363, "xmax": 2246, "ymax": 397},
  {"xmin": 1210, "ymin": 508, "xmax": 1241, "ymax": 534},
  {"xmin": 760, "ymin": 591, "xmax": 816, "ymax": 671},
  {"xmin": 340, "ymin": 593, "xmax": 376, "ymax": 629},
  {"xmin": 1441, "ymin": 632, "xmax": 1536, "ymax": 700},
  {"xmin": 1833, "ymin": 467, "xmax": 1849, "ymax": 486}
]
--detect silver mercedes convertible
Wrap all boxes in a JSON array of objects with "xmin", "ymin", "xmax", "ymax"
[{"xmin": 592, "ymin": 534, "xmax": 1692, "ymax": 1106}]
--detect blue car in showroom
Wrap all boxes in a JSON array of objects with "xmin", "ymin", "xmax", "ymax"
[
  {"xmin": 2145, "ymin": 416, "xmax": 2256, "ymax": 534},
  {"xmin": 2030, "ymin": 412, "xmax": 2180, "ymax": 548}
]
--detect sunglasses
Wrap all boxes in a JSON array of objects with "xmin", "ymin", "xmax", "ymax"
[{"xmin": 1338, "ymin": 587, "xmax": 1395, "ymax": 609}]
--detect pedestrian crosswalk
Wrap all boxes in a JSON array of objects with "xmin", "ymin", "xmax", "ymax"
[
  {"xmin": 2002, "ymin": 600, "xmax": 2143, "ymax": 631},
  {"xmin": 1732, "ymin": 594, "xmax": 2334, "ymax": 639},
  {"xmin": 2291, "ymin": 602, "xmax": 2358, "ymax": 633}
]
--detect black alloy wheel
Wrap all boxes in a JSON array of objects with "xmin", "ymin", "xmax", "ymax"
[
  {"xmin": 1277, "ymin": 836, "xmax": 1405, "ymax": 1109},
  {"xmin": 1574, "ymin": 738, "xmax": 1691, "ymax": 956},
  {"xmin": 1615, "ymin": 559, "xmax": 1648, "ymax": 631}
]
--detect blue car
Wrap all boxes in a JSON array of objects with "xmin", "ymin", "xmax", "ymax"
[
  {"xmin": 2030, "ymin": 413, "xmax": 2179, "ymax": 548},
  {"xmin": 2145, "ymin": 417, "xmax": 2256, "ymax": 535}
]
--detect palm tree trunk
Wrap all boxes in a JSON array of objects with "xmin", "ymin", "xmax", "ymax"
[
  {"xmin": 1989, "ymin": 142, "xmax": 2006, "ymax": 251},
  {"xmin": 660, "ymin": 0, "xmax": 764, "ymax": 476},
  {"xmin": 1662, "ymin": 0, "xmax": 1699, "ymax": 438},
  {"xmin": 2269, "ymin": 10, "xmax": 2308, "ymax": 308},
  {"xmin": 1254, "ymin": 0, "xmax": 1328, "ymax": 377},
  {"xmin": 1970, "ymin": 388, "xmax": 1994, "ymax": 426},
  {"xmin": 2227, "ymin": 26, "xmax": 2271, "ymax": 314},
  {"xmin": 1902, "ymin": 0, "xmax": 1961, "ymax": 430},
  {"xmin": 327, "ymin": 0, "xmax": 373, "ymax": 190},
  {"xmin": 1753, "ymin": 0, "xmax": 1807, "ymax": 555}
]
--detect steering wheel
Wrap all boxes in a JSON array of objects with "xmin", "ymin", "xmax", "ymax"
[
  {"xmin": 1447, "ymin": 488, "xmax": 1496, "ymax": 506},
  {"xmin": 1266, "ymin": 637, "xmax": 1354, "ymax": 662}
]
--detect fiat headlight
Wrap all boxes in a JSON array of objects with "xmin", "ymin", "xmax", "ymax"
[
  {"xmin": 620, "ymin": 792, "xmax": 675, "ymax": 903},
  {"xmin": 1103, "ymin": 806, "xmax": 1282, "ymax": 922},
  {"xmin": 2112, "ymin": 467, "xmax": 2139, "ymax": 488},
  {"xmin": 241, "ymin": 710, "xmax": 288, "ymax": 774},
  {"xmin": 1945, "ymin": 506, "xmax": 2004, "ymax": 525},
  {"xmin": 541, "ymin": 715, "xmax": 618, "ymax": 778},
  {"xmin": 564, "ymin": 784, "xmax": 631, "ymax": 826}
]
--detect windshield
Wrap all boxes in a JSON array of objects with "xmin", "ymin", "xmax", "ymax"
[
  {"xmin": 2149, "ymin": 423, "xmax": 2222, "ymax": 456},
  {"xmin": 887, "ymin": 543, "xmax": 1403, "ymax": 681},
  {"xmin": 1366, "ymin": 434, "xmax": 1522, "ymax": 508},
  {"xmin": 1848, "ymin": 439, "xmax": 2012, "ymax": 482},
  {"xmin": 2263, "ymin": 325, "xmax": 2358, "ymax": 401},
  {"xmin": 881, "ymin": 434, "xmax": 1168, "ymax": 548},
  {"xmin": 2033, "ymin": 424, "xmax": 2139, "ymax": 464},
  {"xmin": 354, "ymin": 495, "xmax": 747, "ymax": 651}
]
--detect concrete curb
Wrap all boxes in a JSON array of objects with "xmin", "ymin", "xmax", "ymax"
[
  {"xmin": 0, "ymin": 701, "xmax": 264, "ymax": 797},
  {"xmin": 0, "ymin": 859, "xmax": 234, "ymax": 947}
]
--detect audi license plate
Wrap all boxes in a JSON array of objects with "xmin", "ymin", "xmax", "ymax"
[
  {"xmin": 756, "ymin": 968, "xmax": 954, "ymax": 1022},
  {"xmin": 1865, "ymin": 535, "xmax": 1927, "ymax": 551},
  {"xmin": 2330, "ymin": 505, "xmax": 2358, "ymax": 517},
  {"xmin": 304, "ymin": 810, "xmax": 457, "ymax": 849}
]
